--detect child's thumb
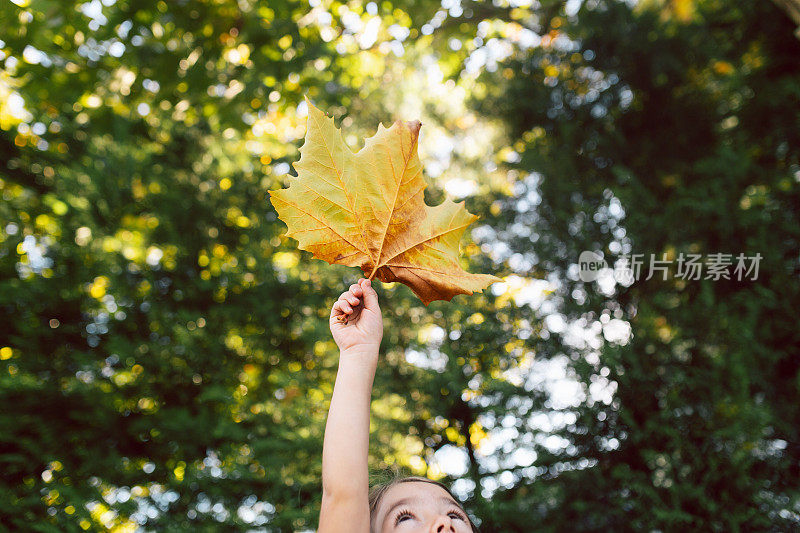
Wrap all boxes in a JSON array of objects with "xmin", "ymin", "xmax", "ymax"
[{"xmin": 360, "ymin": 279, "xmax": 380, "ymax": 310}]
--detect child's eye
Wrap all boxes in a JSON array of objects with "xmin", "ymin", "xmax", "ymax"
[
  {"xmin": 448, "ymin": 509, "xmax": 466, "ymax": 520},
  {"xmin": 394, "ymin": 508, "xmax": 414, "ymax": 525}
]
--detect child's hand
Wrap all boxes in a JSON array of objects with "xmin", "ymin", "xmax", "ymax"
[{"xmin": 329, "ymin": 278, "xmax": 383, "ymax": 353}]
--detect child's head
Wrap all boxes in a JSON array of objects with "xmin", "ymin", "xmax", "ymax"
[{"xmin": 369, "ymin": 475, "xmax": 480, "ymax": 532}]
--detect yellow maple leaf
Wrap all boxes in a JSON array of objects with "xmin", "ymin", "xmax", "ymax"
[{"xmin": 268, "ymin": 95, "xmax": 501, "ymax": 306}]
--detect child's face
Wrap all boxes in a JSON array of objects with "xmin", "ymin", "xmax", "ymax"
[{"xmin": 372, "ymin": 481, "xmax": 473, "ymax": 532}]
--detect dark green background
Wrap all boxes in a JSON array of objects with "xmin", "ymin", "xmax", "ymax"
[{"xmin": 1, "ymin": 0, "xmax": 798, "ymax": 530}]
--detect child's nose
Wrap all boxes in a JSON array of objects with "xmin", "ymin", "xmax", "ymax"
[{"xmin": 430, "ymin": 515, "xmax": 455, "ymax": 533}]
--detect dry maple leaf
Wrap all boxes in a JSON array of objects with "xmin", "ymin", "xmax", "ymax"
[{"xmin": 268, "ymin": 95, "xmax": 502, "ymax": 313}]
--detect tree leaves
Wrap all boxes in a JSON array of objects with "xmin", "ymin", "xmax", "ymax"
[{"xmin": 268, "ymin": 96, "xmax": 501, "ymax": 306}]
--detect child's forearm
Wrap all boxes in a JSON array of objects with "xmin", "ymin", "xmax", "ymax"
[{"xmin": 321, "ymin": 347, "xmax": 378, "ymax": 499}]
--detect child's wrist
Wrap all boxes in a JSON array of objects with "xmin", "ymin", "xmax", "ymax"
[
  {"xmin": 340, "ymin": 344, "xmax": 379, "ymax": 356},
  {"xmin": 339, "ymin": 345, "xmax": 380, "ymax": 364},
  {"xmin": 336, "ymin": 347, "xmax": 379, "ymax": 388}
]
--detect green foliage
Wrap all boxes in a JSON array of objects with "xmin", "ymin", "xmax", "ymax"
[
  {"xmin": 465, "ymin": 0, "xmax": 800, "ymax": 530},
  {"xmin": 0, "ymin": 0, "xmax": 376, "ymax": 530},
  {"xmin": 1, "ymin": 0, "xmax": 798, "ymax": 531}
]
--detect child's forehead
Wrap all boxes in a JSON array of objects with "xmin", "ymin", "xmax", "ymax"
[
  {"xmin": 383, "ymin": 480, "xmax": 451, "ymax": 502},
  {"xmin": 374, "ymin": 481, "xmax": 464, "ymax": 530}
]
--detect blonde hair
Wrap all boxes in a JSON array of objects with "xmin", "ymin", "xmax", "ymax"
[{"xmin": 368, "ymin": 468, "xmax": 480, "ymax": 532}]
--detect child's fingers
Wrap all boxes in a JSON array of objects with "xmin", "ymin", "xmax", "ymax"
[
  {"xmin": 332, "ymin": 299, "xmax": 349, "ymax": 313},
  {"xmin": 338, "ymin": 290, "xmax": 360, "ymax": 309},
  {"xmin": 337, "ymin": 296, "xmax": 353, "ymax": 313},
  {"xmin": 358, "ymin": 278, "xmax": 379, "ymax": 310},
  {"xmin": 344, "ymin": 291, "xmax": 360, "ymax": 307},
  {"xmin": 350, "ymin": 283, "xmax": 363, "ymax": 297},
  {"xmin": 331, "ymin": 281, "xmax": 371, "ymax": 326}
]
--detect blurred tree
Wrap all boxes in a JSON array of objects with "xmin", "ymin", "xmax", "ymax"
[
  {"xmin": 3, "ymin": 0, "xmax": 798, "ymax": 531},
  {"xmin": 0, "ymin": 0, "xmax": 449, "ymax": 530},
  {"xmin": 772, "ymin": 0, "xmax": 800, "ymax": 39},
  {"xmin": 449, "ymin": 0, "xmax": 800, "ymax": 530}
]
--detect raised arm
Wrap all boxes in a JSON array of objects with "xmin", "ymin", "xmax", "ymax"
[{"xmin": 319, "ymin": 278, "xmax": 383, "ymax": 533}]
